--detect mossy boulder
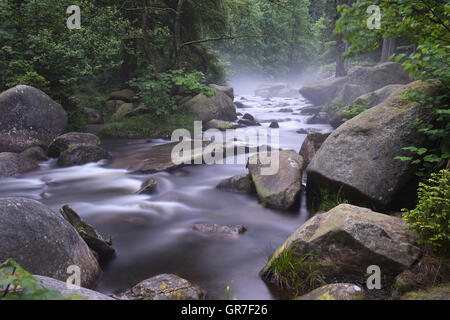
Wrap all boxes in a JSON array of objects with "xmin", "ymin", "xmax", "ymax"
[
  {"xmin": 48, "ymin": 132, "xmax": 101, "ymax": 158},
  {"xmin": 0, "ymin": 198, "xmax": 101, "ymax": 288},
  {"xmin": 205, "ymin": 119, "xmax": 240, "ymax": 131},
  {"xmin": 307, "ymin": 80, "xmax": 441, "ymax": 210},
  {"xmin": 296, "ymin": 283, "xmax": 366, "ymax": 300},
  {"xmin": 110, "ymin": 103, "xmax": 135, "ymax": 121},
  {"xmin": 400, "ymin": 283, "xmax": 450, "ymax": 300},
  {"xmin": 261, "ymin": 204, "xmax": 421, "ymax": 287},
  {"xmin": 20, "ymin": 146, "xmax": 48, "ymax": 162},
  {"xmin": 209, "ymin": 84, "xmax": 234, "ymax": 100},
  {"xmin": 247, "ymin": 150, "xmax": 304, "ymax": 210},
  {"xmin": 108, "ymin": 89, "xmax": 135, "ymax": 102},
  {"xmin": 182, "ymin": 92, "xmax": 237, "ymax": 122},
  {"xmin": 0, "ymin": 85, "xmax": 67, "ymax": 152},
  {"xmin": 120, "ymin": 274, "xmax": 205, "ymax": 300}
]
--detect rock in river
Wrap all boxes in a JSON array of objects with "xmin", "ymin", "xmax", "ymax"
[
  {"xmin": 216, "ymin": 174, "xmax": 255, "ymax": 194},
  {"xmin": 58, "ymin": 145, "xmax": 110, "ymax": 167},
  {"xmin": 192, "ymin": 224, "xmax": 247, "ymax": 240},
  {"xmin": 182, "ymin": 92, "xmax": 237, "ymax": 122},
  {"xmin": 299, "ymin": 132, "xmax": 331, "ymax": 169},
  {"xmin": 120, "ymin": 274, "xmax": 205, "ymax": 300},
  {"xmin": 48, "ymin": 132, "xmax": 101, "ymax": 158},
  {"xmin": 247, "ymin": 150, "xmax": 304, "ymax": 210},
  {"xmin": 306, "ymin": 80, "xmax": 441, "ymax": 210},
  {"xmin": 261, "ymin": 204, "xmax": 421, "ymax": 286},
  {"xmin": 0, "ymin": 85, "xmax": 67, "ymax": 152},
  {"xmin": 0, "ymin": 198, "xmax": 101, "ymax": 288}
]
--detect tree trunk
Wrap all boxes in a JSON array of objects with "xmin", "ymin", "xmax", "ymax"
[
  {"xmin": 380, "ymin": 38, "xmax": 396, "ymax": 62},
  {"xmin": 174, "ymin": 0, "xmax": 186, "ymax": 69}
]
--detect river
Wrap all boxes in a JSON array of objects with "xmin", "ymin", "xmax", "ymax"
[{"xmin": 0, "ymin": 93, "xmax": 331, "ymax": 299}]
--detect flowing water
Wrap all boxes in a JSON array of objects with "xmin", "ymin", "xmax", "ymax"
[{"xmin": 0, "ymin": 94, "xmax": 332, "ymax": 299}]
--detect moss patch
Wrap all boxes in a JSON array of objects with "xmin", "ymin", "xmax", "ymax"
[{"xmin": 102, "ymin": 113, "xmax": 196, "ymax": 139}]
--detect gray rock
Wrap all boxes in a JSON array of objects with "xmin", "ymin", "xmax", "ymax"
[
  {"xmin": 278, "ymin": 108, "xmax": 293, "ymax": 113},
  {"xmin": 216, "ymin": 174, "xmax": 255, "ymax": 194},
  {"xmin": 182, "ymin": 92, "xmax": 237, "ymax": 122},
  {"xmin": 296, "ymin": 283, "xmax": 366, "ymax": 300},
  {"xmin": 299, "ymin": 132, "xmax": 331, "ymax": 169},
  {"xmin": 238, "ymin": 119, "xmax": 261, "ymax": 127},
  {"xmin": 33, "ymin": 275, "xmax": 114, "ymax": 300},
  {"xmin": 0, "ymin": 85, "xmax": 67, "ymax": 152},
  {"xmin": 299, "ymin": 62, "xmax": 411, "ymax": 106},
  {"xmin": 269, "ymin": 121, "xmax": 280, "ymax": 129},
  {"xmin": 0, "ymin": 198, "xmax": 101, "ymax": 288},
  {"xmin": 20, "ymin": 146, "xmax": 48, "ymax": 162},
  {"xmin": 205, "ymin": 119, "xmax": 240, "ymax": 131},
  {"xmin": 209, "ymin": 84, "xmax": 234, "ymax": 100},
  {"xmin": 48, "ymin": 132, "xmax": 101, "ymax": 158},
  {"xmin": 299, "ymin": 106, "xmax": 322, "ymax": 115},
  {"xmin": 192, "ymin": 224, "xmax": 247, "ymax": 239},
  {"xmin": 58, "ymin": 145, "xmax": 110, "ymax": 167},
  {"xmin": 242, "ymin": 113, "xmax": 255, "ymax": 121},
  {"xmin": 120, "ymin": 274, "xmax": 205, "ymax": 300},
  {"xmin": 255, "ymin": 83, "xmax": 298, "ymax": 98},
  {"xmin": 0, "ymin": 152, "xmax": 39, "ymax": 177},
  {"xmin": 261, "ymin": 204, "xmax": 421, "ymax": 285},
  {"xmin": 83, "ymin": 107, "xmax": 103, "ymax": 124},
  {"xmin": 306, "ymin": 112, "xmax": 329, "ymax": 124},
  {"xmin": 247, "ymin": 150, "xmax": 304, "ymax": 210},
  {"xmin": 306, "ymin": 80, "xmax": 441, "ymax": 209}
]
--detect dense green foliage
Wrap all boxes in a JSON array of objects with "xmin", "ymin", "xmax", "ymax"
[
  {"xmin": 402, "ymin": 170, "xmax": 450, "ymax": 252},
  {"xmin": 0, "ymin": 259, "xmax": 83, "ymax": 300}
]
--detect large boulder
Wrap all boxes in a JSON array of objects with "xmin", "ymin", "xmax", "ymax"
[
  {"xmin": 306, "ymin": 80, "xmax": 441, "ymax": 210},
  {"xmin": 247, "ymin": 150, "xmax": 304, "ymax": 210},
  {"xmin": 33, "ymin": 276, "xmax": 114, "ymax": 300},
  {"xmin": 48, "ymin": 132, "xmax": 101, "ymax": 158},
  {"xmin": 0, "ymin": 85, "xmax": 68, "ymax": 152},
  {"xmin": 182, "ymin": 92, "xmax": 237, "ymax": 122},
  {"xmin": 255, "ymin": 83, "xmax": 298, "ymax": 98},
  {"xmin": 120, "ymin": 274, "xmax": 205, "ymax": 300},
  {"xmin": 261, "ymin": 204, "xmax": 421, "ymax": 287},
  {"xmin": 328, "ymin": 84, "xmax": 404, "ymax": 129},
  {"xmin": 299, "ymin": 62, "xmax": 410, "ymax": 106},
  {"xmin": 296, "ymin": 283, "xmax": 366, "ymax": 300},
  {"xmin": 209, "ymin": 84, "xmax": 234, "ymax": 100},
  {"xmin": 299, "ymin": 132, "xmax": 331, "ymax": 169},
  {"xmin": 0, "ymin": 152, "xmax": 39, "ymax": 177},
  {"xmin": 0, "ymin": 198, "xmax": 101, "ymax": 288},
  {"xmin": 58, "ymin": 145, "xmax": 110, "ymax": 167},
  {"xmin": 20, "ymin": 146, "xmax": 48, "ymax": 162}
]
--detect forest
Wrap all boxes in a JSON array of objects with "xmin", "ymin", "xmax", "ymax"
[{"xmin": 0, "ymin": 0, "xmax": 449, "ymax": 302}]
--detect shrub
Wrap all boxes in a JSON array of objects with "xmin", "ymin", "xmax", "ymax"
[
  {"xmin": 0, "ymin": 259, "xmax": 84, "ymax": 300},
  {"xmin": 402, "ymin": 169, "xmax": 450, "ymax": 252},
  {"xmin": 15, "ymin": 72, "xmax": 50, "ymax": 93}
]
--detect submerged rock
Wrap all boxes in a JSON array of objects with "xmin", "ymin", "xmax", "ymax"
[
  {"xmin": 296, "ymin": 283, "xmax": 366, "ymax": 300},
  {"xmin": 58, "ymin": 145, "xmax": 110, "ymax": 167},
  {"xmin": 261, "ymin": 204, "xmax": 421, "ymax": 286},
  {"xmin": 120, "ymin": 274, "xmax": 205, "ymax": 300},
  {"xmin": 59, "ymin": 205, "xmax": 115, "ymax": 260},
  {"xmin": 306, "ymin": 80, "xmax": 441, "ymax": 210},
  {"xmin": 137, "ymin": 177, "xmax": 159, "ymax": 194},
  {"xmin": 269, "ymin": 121, "xmax": 280, "ymax": 129},
  {"xmin": 0, "ymin": 198, "xmax": 101, "ymax": 288},
  {"xmin": 0, "ymin": 152, "xmax": 39, "ymax": 177},
  {"xmin": 48, "ymin": 132, "xmax": 101, "ymax": 158},
  {"xmin": 299, "ymin": 132, "xmax": 331, "ymax": 169},
  {"xmin": 192, "ymin": 224, "xmax": 247, "ymax": 240},
  {"xmin": 216, "ymin": 174, "xmax": 255, "ymax": 194},
  {"xmin": 305, "ymin": 112, "xmax": 329, "ymax": 124},
  {"xmin": 238, "ymin": 119, "xmax": 261, "ymax": 127},
  {"xmin": 182, "ymin": 92, "xmax": 237, "ymax": 122},
  {"xmin": 0, "ymin": 85, "xmax": 67, "ymax": 152},
  {"xmin": 247, "ymin": 150, "xmax": 304, "ymax": 210}
]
